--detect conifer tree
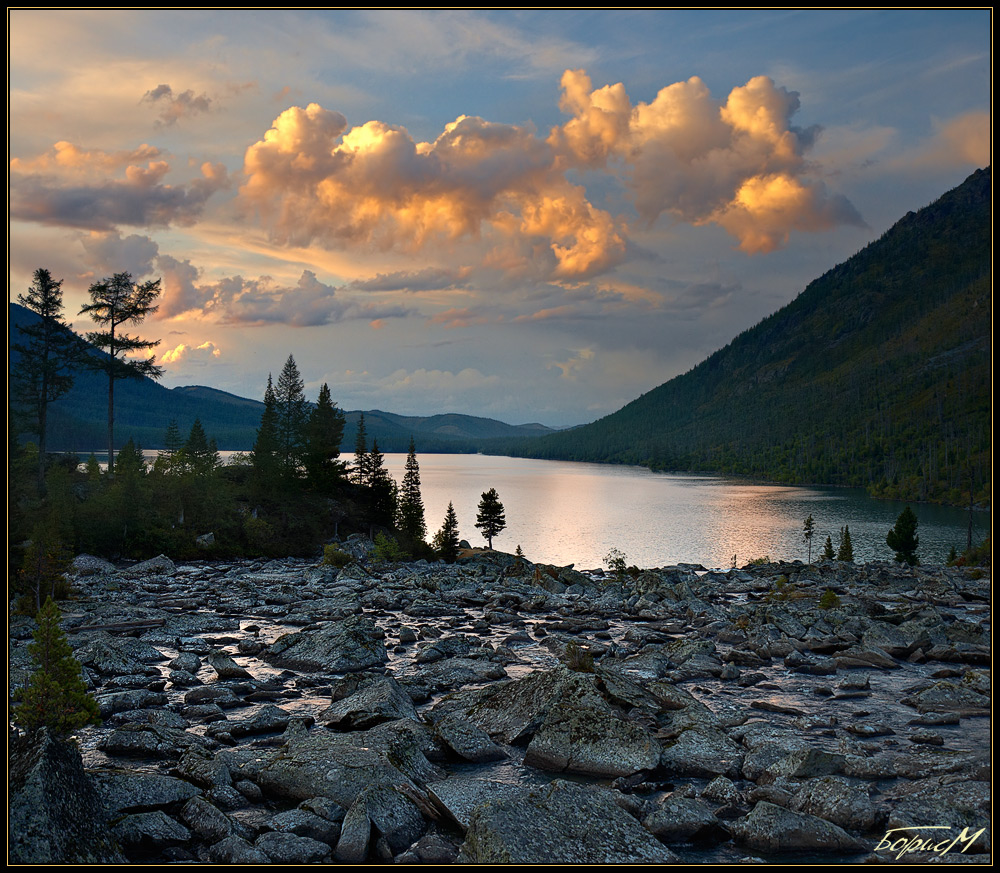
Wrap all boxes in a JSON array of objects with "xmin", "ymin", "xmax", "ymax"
[
  {"xmin": 435, "ymin": 502, "xmax": 461, "ymax": 563},
  {"xmin": 79, "ymin": 272, "xmax": 162, "ymax": 475},
  {"xmin": 304, "ymin": 383, "xmax": 346, "ymax": 491},
  {"xmin": 274, "ymin": 355, "xmax": 309, "ymax": 481},
  {"xmin": 184, "ymin": 418, "xmax": 219, "ymax": 475},
  {"xmin": 13, "ymin": 598, "xmax": 101, "ymax": 735},
  {"xmin": 475, "ymin": 487, "xmax": 506, "ymax": 549},
  {"xmin": 803, "ymin": 514, "xmax": 816, "ymax": 563},
  {"xmin": 822, "ymin": 535, "xmax": 835, "ymax": 561},
  {"xmin": 887, "ymin": 506, "xmax": 919, "ymax": 565},
  {"xmin": 836, "ymin": 525, "xmax": 855, "ymax": 562},
  {"xmin": 398, "ymin": 437, "xmax": 426, "ymax": 542},
  {"xmin": 353, "ymin": 413, "xmax": 369, "ymax": 486},
  {"xmin": 13, "ymin": 268, "xmax": 83, "ymax": 490},
  {"xmin": 368, "ymin": 439, "xmax": 396, "ymax": 527},
  {"xmin": 252, "ymin": 374, "xmax": 281, "ymax": 488}
]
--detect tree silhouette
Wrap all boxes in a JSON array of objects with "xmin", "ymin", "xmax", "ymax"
[
  {"xmin": 252, "ymin": 374, "xmax": 281, "ymax": 490},
  {"xmin": 887, "ymin": 506, "xmax": 919, "ymax": 565},
  {"xmin": 836, "ymin": 525, "xmax": 854, "ymax": 562},
  {"xmin": 803, "ymin": 514, "xmax": 816, "ymax": 563},
  {"xmin": 435, "ymin": 502, "xmax": 461, "ymax": 563},
  {"xmin": 475, "ymin": 487, "xmax": 506, "ymax": 549},
  {"xmin": 13, "ymin": 268, "xmax": 83, "ymax": 490},
  {"xmin": 80, "ymin": 272, "xmax": 162, "ymax": 476},
  {"xmin": 353, "ymin": 413, "xmax": 369, "ymax": 486},
  {"xmin": 274, "ymin": 355, "xmax": 309, "ymax": 481},
  {"xmin": 304, "ymin": 383, "xmax": 347, "ymax": 492},
  {"xmin": 398, "ymin": 437, "xmax": 426, "ymax": 543}
]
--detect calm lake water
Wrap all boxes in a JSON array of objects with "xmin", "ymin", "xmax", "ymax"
[{"xmin": 379, "ymin": 453, "xmax": 986, "ymax": 570}]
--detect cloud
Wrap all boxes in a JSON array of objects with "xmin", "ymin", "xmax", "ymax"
[
  {"xmin": 79, "ymin": 230, "xmax": 160, "ymax": 278},
  {"xmin": 142, "ymin": 83, "xmax": 212, "ymax": 125},
  {"xmin": 428, "ymin": 307, "xmax": 493, "ymax": 329},
  {"xmin": 892, "ymin": 110, "xmax": 991, "ymax": 171},
  {"xmin": 241, "ymin": 103, "xmax": 625, "ymax": 281},
  {"xmin": 10, "ymin": 149, "xmax": 230, "ymax": 231},
  {"xmin": 547, "ymin": 347, "xmax": 594, "ymax": 380},
  {"xmin": 350, "ymin": 267, "xmax": 468, "ymax": 292},
  {"xmin": 156, "ymin": 253, "xmax": 203, "ymax": 318},
  {"xmin": 549, "ymin": 69, "xmax": 865, "ymax": 252},
  {"xmin": 161, "ymin": 340, "xmax": 221, "ymax": 365}
]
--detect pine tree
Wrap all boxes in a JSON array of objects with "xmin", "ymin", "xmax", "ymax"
[
  {"xmin": 13, "ymin": 268, "xmax": 84, "ymax": 490},
  {"xmin": 836, "ymin": 525, "xmax": 854, "ymax": 562},
  {"xmin": 803, "ymin": 514, "xmax": 816, "ymax": 563},
  {"xmin": 13, "ymin": 598, "xmax": 101, "ymax": 735},
  {"xmin": 822, "ymin": 535, "xmax": 835, "ymax": 560},
  {"xmin": 434, "ymin": 502, "xmax": 461, "ymax": 563},
  {"xmin": 79, "ymin": 272, "xmax": 162, "ymax": 476},
  {"xmin": 887, "ymin": 506, "xmax": 920, "ymax": 565},
  {"xmin": 304, "ymin": 383, "xmax": 346, "ymax": 491},
  {"xmin": 368, "ymin": 439, "xmax": 396, "ymax": 528},
  {"xmin": 274, "ymin": 355, "xmax": 309, "ymax": 481},
  {"xmin": 162, "ymin": 419, "xmax": 183, "ymax": 457},
  {"xmin": 475, "ymin": 487, "xmax": 506, "ymax": 549},
  {"xmin": 353, "ymin": 413, "xmax": 369, "ymax": 486},
  {"xmin": 398, "ymin": 437, "xmax": 427, "ymax": 543},
  {"xmin": 184, "ymin": 418, "xmax": 219, "ymax": 475},
  {"xmin": 252, "ymin": 374, "xmax": 281, "ymax": 489}
]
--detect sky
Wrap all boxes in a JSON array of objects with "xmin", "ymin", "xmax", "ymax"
[{"xmin": 8, "ymin": 10, "xmax": 991, "ymax": 427}]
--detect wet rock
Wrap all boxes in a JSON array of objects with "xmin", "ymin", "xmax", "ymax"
[
  {"xmin": 9, "ymin": 730, "xmax": 124, "ymax": 863},
  {"xmin": 731, "ymin": 801, "xmax": 868, "ymax": 853},
  {"xmin": 702, "ymin": 776, "xmax": 740, "ymax": 806},
  {"xmin": 94, "ymin": 771, "xmax": 201, "ymax": 815},
  {"xmin": 255, "ymin": 831, "xmax": 330, "ymax": 863},
  {"xmin": 112, "ymin": 810, "xmax": 191, "ymax": 849},
  {"xmin": 428, "ymin": 778, "xmax": 529, "ymax": 831},
  {"xmin": 459, "ymin": 779, "xmax": 678, "ymax": 863},
  {"xmin": 207, "ymin": 835, "xmax": 271, "ymax": 863},
  {"xmin": 207, "ymin": 650, "xmax": 254, "ymax": 680},
  {"xmin": 265, "ymin": 615, "xmax": 387, "ymax": 673},
  {"xmin": 179, "ymin": 796, "xmax": 244, "ymax": 843},
  {"xmin": 268, "ymin": 809, "xmax": 341, "ymax": 845},
  {"xmin": 97, "ymin": 689, "xmax": 168, "ymax": 718},
  {"xmin": 909, "ymin": 731, "xmax": 944, "ymax": 745},
  {"xmin": 660, "ymin": 727, "xmax": 744, "ymax": 779},
  {"xmin": 642, "ymin": 795, "xmax": 725, "ymax": 843},
  {"xmin": 174, "ymin": 748, "xmax": 232, "ymax": 789},
  {"xmin": 433, "ymin": 715, "xmax": 506, "ymax": 763},
  {"xmin": 99, "ymin": 723, "xmax": 212, "ymax": 758},
  {"xmin": 886, "ymin": 781, "xmax": 990, "ymax": 852},
  {"xmin": 396, "ymin": 832, "xmax": 460, "ymax": 863},
  {"xmin": 758, "ymin": 749, "xmax": 846, "ymax": 785},
  {"xmin": 789, "ymin": 776, "xmax": 878, "ymax": 832},
  {"xmin": 334, "ymin": 797, "xmax": 371, "ymax": 862},
  {"xmin": 183, "ymin": 686, "xmax": 244, "ymax": 709},
  {"xmin": 900, "ymin": 681, "xmax": 990, "ymax": 715},
  {"xmin": 417, "ymin": 657, "xmax": 509, "ymax": 690},
  {"xmin": 319, "ymin": 676, "xmax": 417, "ymax": 729}
]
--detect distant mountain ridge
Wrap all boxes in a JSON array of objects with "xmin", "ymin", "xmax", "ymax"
[
  {"xmin": 495, "ymin": 167, "xmax": 991, "ymax": 506},
  {"xmin": 8, "ymin": 305, "xmax": 555, "ymax": 454}
]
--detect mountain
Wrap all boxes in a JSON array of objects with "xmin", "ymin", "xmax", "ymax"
[
  {"xmin": 496, "ymin": 167, "xmax": 991, "ymax": 507},
  {"xmin": 8, "ymin": 308, "xmax": 554, "ymax": 454}
]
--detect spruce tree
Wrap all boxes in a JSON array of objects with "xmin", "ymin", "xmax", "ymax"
[
  {"xmin": 13, "ymin": 268, "xmax": 83, "ymax": 490},
  {"xmin": 836, "ymin": 525, "xmax": 855, "ymax": 562},
  {"xmin": 13, "ymin": 598, "xmax": 101, "ymax": 735},
  {"xmin": 435, "ymin": 502, "xmax": 461, "ymax": 563},
  {"xmin": 368, "ymin": 439, "xmax": 396, "ymax": 528},
  {"xmin": 887, "ymin": 506, "xmax": 919, "ymax": 565},
  {"xmin": 475, "ymin": 487, "xmax": 506, "ymax": 549},
  {"xmin": 353, "ymin": 413, "xmax": 369, "ymax": 486},
  {"xmin": 803, "ymin": 514, "xmax": 816, "ymax": 563},
  {"xmin": 822, "ymin": 535, "xmax": 835, "ymax": 560},
  {"xmin": 398, "ymin": 438, "xmax": 427, "ymax": 543},
  {"xmin": 274, "ymin": 355, "xmax": 309, "ymax": 481},
  {"xmin": 79, "ymin": 272, "xmax": 162, "ymax": 476},
  {"xmin": 184, "ymin": 418, "xmax": 219, "ymax": 475},
  {"xmin": 304, "ymin": 383, "xmax": 346, "ymax": 491},
  {"xmin": 252, "ymin": 374, "xmax": 281, "ymax": 489}
]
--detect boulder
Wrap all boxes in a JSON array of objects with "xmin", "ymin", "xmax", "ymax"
[
  {"xmin": 319, "ymin": 676, "xmax": 417, "ymax": 729},
  {"xmin": 265, "ymin": 615, "xmax": 387, "ymax": 673},
  {"xmin": 642, "ymin": 796, "xmax": 724, "ymax": 843},
  {"xmin": 428, "ymin": 778, "xmax": 529, "ymax": 831},
  {"xmin": 123, "ymin": 554, "xmax": 176, "ymax": 576},
  {"xmin": 660, "ymin": 727, "xmax": 744, "ymax": 779},
  {"xmin": 459, "ymin": 779, "xmax": 677, "ymax": 863},
  {"xmin": 207, "ymin": 650, "xmax": 253, "ymax": 681},
  {"xmin": 111, "ymin": 810, "xmax": 191, "ymax": 849},
  {"xmin": 789, "ymin": 776, "xmax": 878, "ymax": 832},
  {"xmin": 9, "ymin": 730, "xmax": 124, "ymax": 863},
  {"xmin": 92, "ymin": 770, "xmax": 201, "ymax": 815},
  {"xmin": 432, "ymin": 715, "xmax": 506, "ymax": 763},
  {"xmin": 731, "ymin": 801, "xmax": 868, "ymax": 853},
  {"xmin": 255, "ymin": 831, "xmax": 330, "ymax": 863}
]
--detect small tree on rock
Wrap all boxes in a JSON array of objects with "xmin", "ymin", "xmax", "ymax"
[
  {"xmin": 887, "ymin": 506, "xmax": 919, "ymax": 565},
  {"xmin": 13, "ymin": 598, "xmax": 101, "ymax": 735},
  {"xmin": 822, "ymin": 535, "xmax": 835, "ymax": 561},
  {"xmin": 398, "ymin": 438, "xmax": 426, "ymax": 543},
  {"xmin": 434, "ymin": 502, "xmax": 461, "ymax": 563},
  {"xmin": 803, "ymin": 514, "xmax": 816, "ymax": 563},
  {"xmin": 475, "ymin": 488, "xmax": 506, "ymax": 549},
  {"xmin": 837, "ymin": 525, "xmax": 854, "ymax": 562}
]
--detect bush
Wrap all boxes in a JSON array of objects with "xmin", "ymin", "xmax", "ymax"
[
  {"xmin": 13, "ymin": 598, "xmax": 101, "ymax": 735},
  {"xmin": 747, "ymin": 555, "xmax": 771, "ymax": 567},
  {"xmin": 819, "ymin": 589, "xmax": 841, "ymax": 610},
  {"xmin": 322, "ymin": 544, "xmax": 352, "ymax": 568},
  {"xmin": 373, "ymin": 531, "xmax": 408, "ymax": 564}
]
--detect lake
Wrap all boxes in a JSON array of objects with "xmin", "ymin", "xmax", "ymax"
[{"xmin": 379, "ymin": 453, "xmax": 986, "ymax": 570}]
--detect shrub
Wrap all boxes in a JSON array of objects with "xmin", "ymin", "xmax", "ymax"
[
  {"xmin": 747, "ymin": 555, "xmax": 771, "ymax": 567},
  {"xmin": 13, "ymin": 598, "xmax": 101, "ymax": 735},
  {"xmin": 819, "ymin": 589, "xmax": 841, "ymax": 610},
  {"xmin": 373, "ymin": 531, "xmax": 408, "ymax": 564},
  {"xmin": 322, "ymin": 544, "xmax": 352, "ymax": 568}
]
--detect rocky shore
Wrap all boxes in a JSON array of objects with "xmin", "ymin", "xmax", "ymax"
[{"xmin": 8, "ymin": 541, "xmax": 991, "ymax": 863}]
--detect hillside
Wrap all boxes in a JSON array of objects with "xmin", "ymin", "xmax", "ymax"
[
  {"xmin": 497, "ymin": 167, "xmax": 991, "ymax": 507},
  {"xmin": 8, "ymin": 309, "xmax": 553, "ymax": 454}
]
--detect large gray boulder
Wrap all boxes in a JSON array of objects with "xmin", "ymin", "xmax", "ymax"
[
  {"xmin": 731, "ymin": 801, "xmax": 868, "ymax": 853},
  {"xmin": 459, "ymin": 779, "xmax": 677, "ymax": 863},
  {"xmin": 9, "ymin": 731, "xmax": 125, "ymax": 863},
  {"xmin": 265, "ymin": 615, "xmax": 387, "ymax": 672},
  {"xmin": 319, "ymin": 675, "xmax": 417, "ymax": 729}
]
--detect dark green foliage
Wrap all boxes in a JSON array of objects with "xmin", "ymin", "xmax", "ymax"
[
  {"xmin": 15, "ymin": 521, "xmax": 72, "ymax": 615},
  {"xmin": 819, "ymin": 589, "xmax": 841, "ymax": 610},
  {"xmin": 79, "ymin": 272, "xmax": 162, "ymax": 475},
  {"xmin": 322, "ymin": 544, "xmax": 353, "ymax": 568},
  {"xmin": 499, "ymin": 168, "xmax": 991, "ymax": 509},
  {"xmin": 252, "ymin": 374, "xmax": 281, "ymax": 490},
  {"xmin": 837, "ymin": 525, "xmax": 855, "ymax": 562},
  {"xmin": 304, "ymin": 383, "xmax": 346, "ymax": 492},
  {"xmin": 367, "ymin": 439, "xmax": 397, "ymax": 528},
  {"xmin": 397, "ymin": 438, "xmax": 427, "ymax": 543},
  {"xmin": 353, "ymin": 413, "xmax": 369, "ymax": 486},
  {"xmin": 274, "ymin": 355, "xmax": 309, "ymax": 481},
  {"xmin": 163, "ymin": 419, "xmax": 183, "ymax": 456},
  {"xmin": 822, "ymin": 535, "xmax": 835, "ymax": 561},
  {"xmin": 12, "ymin": 268, "xmax": 83, "ymax": 490},
  {"xmin": 182, "ymin": 418, "xmax": 220, "ymax": 475},
  {"xmin": 475, "ymin": 487, "xmax": 506, "ymax": 549},
  {"xmin": 435, "ymin": 502, "xmax": 461, "ymax": 563},
  {"xmin": 13, "ymin": 599, "xmax": 101, "ymax": 736},
  {"xmin": 373, "ymin": 531, "xmax": 408, "ymax": 564},
  {"xmin": 887, "ymin": 506, "xmax": 920, "ymax": 565},
  {"xmin": 803, "ymin": 514, "xmax": 816, "ymax": 563}
]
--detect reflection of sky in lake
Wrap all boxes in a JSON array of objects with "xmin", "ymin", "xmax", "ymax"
[{"xmin": 381, "ymin": 454, "xmax": 988, "ymax": 570}]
